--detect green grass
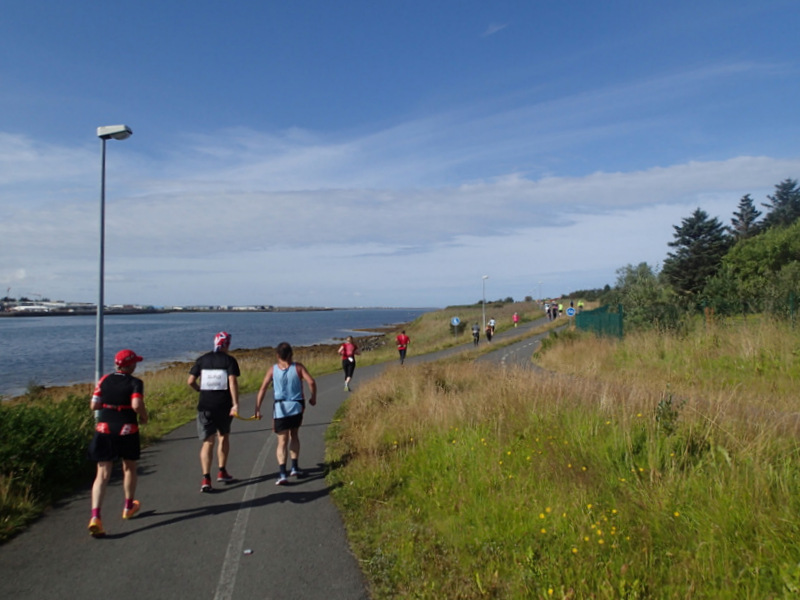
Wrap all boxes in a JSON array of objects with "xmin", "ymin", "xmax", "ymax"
[
  {"xmin": 0, "ymin": 394, "xmax": 95, "ymax": 540},
  {"xmin": 326, "ymin": 316, "xmax": 800, "ymax": 598}
]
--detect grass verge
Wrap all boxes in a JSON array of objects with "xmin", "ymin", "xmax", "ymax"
[{"xmin": 327, "ymin": 315, "xmax": 800, "ymax": 598}]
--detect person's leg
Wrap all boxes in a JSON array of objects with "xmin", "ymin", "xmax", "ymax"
[
  {"xmin": 121, "ymin": 458, "xmax": 142, "ymax": 517},
  {"xmin": 344, "ymin": 361, "xmax": 355, "ymax": 389},
  {"xmin": 289, "ymin": 428, "xmax": 300, "ymax": 460},
  {"xmin": 289, "ymin": 427, "xmax": 303, "ymax": 475},
  {"xmin": 197, "ymin": 411, "xmax": 217, "ymax": 491},
  {"xmin": 217, "ymin": 432, "xmax": 230, "ymax": 470},
  {"xmin": 276, "ymin": 431, "xmax": 289, "ymax": 482},
  {"xmin": 200, "ymin": 437, "xmax": 215, "ymax": 475},
  {"xmin": 276, "ymin": 431, "xmax": 288, "ymax": 465},
  {"xmin": 91, "ymin": 461, "xmax": 113, "ymax": 513},
  {"xmin": 122, "ymin": 459, "xmax": 138, "ymax": 502},
  {"xmin": 89, "ymin": 461, "xmax": 112, "ymax": 535}
]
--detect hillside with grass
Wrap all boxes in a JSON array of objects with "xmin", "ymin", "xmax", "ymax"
[{"xmin": 327, "ymin": 314, "xmax": 800, "ymax": 598}]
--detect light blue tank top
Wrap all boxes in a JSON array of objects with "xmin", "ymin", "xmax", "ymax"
[{"xmin": 273, "ymin": 363, "xmax": 303, "ymax": 418}]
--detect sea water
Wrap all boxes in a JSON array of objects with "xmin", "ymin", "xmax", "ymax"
[{"xmin": 0, "ymin": 308, "xmax": 430, "ymax": 398}]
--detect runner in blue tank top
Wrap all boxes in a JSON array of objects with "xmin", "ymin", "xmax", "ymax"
[{"xmin": 255, "ymin": 342, "xmax": 317, "ymax": 484}]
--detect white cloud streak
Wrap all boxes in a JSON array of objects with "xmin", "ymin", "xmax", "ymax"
[{"xmin": 482, "ymin": 23, "xmax": 509, "ymax": 37}]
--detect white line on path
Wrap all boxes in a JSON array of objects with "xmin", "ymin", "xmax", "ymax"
[{"xmin": 213, "ymin": 431, "xmax": 275, "ymax": 600}]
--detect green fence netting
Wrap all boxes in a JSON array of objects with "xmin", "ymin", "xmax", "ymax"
[{"xmin": 575, "ymin": 304, "xmax": 624, "ymax": 338}]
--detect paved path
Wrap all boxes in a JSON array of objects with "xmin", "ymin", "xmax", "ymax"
[{"xmin": 0, "ymin": 315, "xmax": 560, "ymax": 600}]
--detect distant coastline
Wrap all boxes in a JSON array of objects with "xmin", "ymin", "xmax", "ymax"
[
  {"xmin": 0, "ymin": 305, "xmax": 336, "ymax": 317},
  {"xmin": 1, "ymin": 307, "xmax": 430, "ymax": 398}
]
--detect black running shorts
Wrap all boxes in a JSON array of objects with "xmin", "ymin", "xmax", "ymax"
[
  {"xmin": 273, "ymin": 413, "xmax": 303, "ymax": 433},
  {"xmin": 88, "ymin": 432, "xmax": 141, "ymax": 462},
  {"xmin": 197, "ymin": 409, "xmax": 233, "ymax": 440}
]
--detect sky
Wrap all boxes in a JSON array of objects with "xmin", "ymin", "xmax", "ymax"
[{"xmin": 1, "ymin": 1, "xmax": 799, "ymax": 309}]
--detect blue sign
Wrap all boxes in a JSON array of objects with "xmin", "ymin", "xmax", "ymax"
[
  {"xmin": 566, "ymin": 307, "xmax": 576, "ymax": 317},
  {"xmin": 451, "ymin": 317, "xmax": 461, "ymax": 326}
]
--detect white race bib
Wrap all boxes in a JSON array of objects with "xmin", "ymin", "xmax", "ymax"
[{"xmin": 200, "ymin": 369, "xmax": 228, "ymax": 391}]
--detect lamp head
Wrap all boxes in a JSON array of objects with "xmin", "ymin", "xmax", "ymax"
[{"xmin": 97, "ymin": 125, "xmax": 132, "ymax": 141}]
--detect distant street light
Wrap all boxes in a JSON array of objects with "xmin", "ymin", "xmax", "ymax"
[
  {"xmin": 482, "ymin": 275, "xmax": 489, "ymax": 332},
  {"xmin": 95, "ymin": 125, "xmax": 132, "ymax": 383},
  {"xmin": 538, "ymin": 281, "xmax": 543, "ymax": 301}
]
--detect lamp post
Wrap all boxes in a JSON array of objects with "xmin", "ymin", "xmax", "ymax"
[
  {"xmin": 538, "ymin": 281, "xmax": 542, "ymax": 302},
  {"xmin": 482, "ymin": 275, "xmax": 489, "ymax": 332},
  {"xmin": 95, "ymin": 125, "xmax": 132, "ymax": 384}
]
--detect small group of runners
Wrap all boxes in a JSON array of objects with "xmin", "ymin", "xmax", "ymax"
[
  {"xmin": 334, "ymin": 330, "xmax": 412, "ymax": 393},
  {"xmin": 86, "ymin": 331, "xmax": 318, "ymax": 537},
  {"xmin": 87, "ymin": 327, "xmax": 414, "ymax": 537},
  {"xmin": 545, "ymin": 302, "xmax": 562, "ymax": 320},
  {"xmin": 471, "ymin": 318, "xmax": 497, "ymax": 345}
]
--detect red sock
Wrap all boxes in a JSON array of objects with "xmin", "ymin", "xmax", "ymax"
[
  {"xmin": 92, "ymin": 508, "xmax": 101, "ymax": 519},
  {"xmin": 125, "ymin": 498, "xmax": 134, "ymax": 510}
]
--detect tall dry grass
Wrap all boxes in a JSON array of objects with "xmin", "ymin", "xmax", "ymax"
[
  {"xmin": 327, "ymin": 316, "xmax": 800, "ymax": 598},
  {"xmin": 537, "ymin": 315, "xmax": 800, "ymax": 413}
]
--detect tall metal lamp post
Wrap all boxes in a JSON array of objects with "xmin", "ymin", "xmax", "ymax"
[
  {"xmin": 95, "ymin": 125, "xmax": 133, "ymax": 384},
  {"xmin": 482, "ymin": 275, "xmax": 489, "ymax": 332}
]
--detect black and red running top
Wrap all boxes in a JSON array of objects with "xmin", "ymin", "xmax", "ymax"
[{"xmin": 92, "ymin": 372, "xmax": 143, "ymax": 434}]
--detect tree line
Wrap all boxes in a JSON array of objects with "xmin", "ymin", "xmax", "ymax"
[{"xmin": 576, "ymin": 178, "xmax": 800, "ymax": 329}]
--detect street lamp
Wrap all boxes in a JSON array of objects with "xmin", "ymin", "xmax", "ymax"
[
  {"xmin": 482, "ymin": 275, "xmax": 489, "ymax": 332},
  {"xmin": 95, "ymin": 125, "xmax": 132, "ymax": 384}
]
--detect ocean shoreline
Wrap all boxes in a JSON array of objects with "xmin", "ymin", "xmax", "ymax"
[
  {"xmin": 5, "ymin": 329, "xmax": 393, "ymax": 403},
  {"xmin": 1, "ymin": 307, "xmax": 429, "ymax": 400},
  {"xmin": 0, "ymin": 306, "xmax": 336, "ymax": 318}
]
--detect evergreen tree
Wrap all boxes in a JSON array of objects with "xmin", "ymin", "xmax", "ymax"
[
  {"xmin": 729, "ymin": 194, "xmax": 761, "ymax": 240},
  {"xmin": 761, "ymin": 178, "xmax": 800, "ymax": 229},
  {"xmin": 662, "ymin": 208, "xmax": 730, "ymax": 299}
]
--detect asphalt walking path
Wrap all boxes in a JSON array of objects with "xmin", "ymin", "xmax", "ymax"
[{"xmin": 0, "ymin": 315, "xmax": 558, "ymax": 600}]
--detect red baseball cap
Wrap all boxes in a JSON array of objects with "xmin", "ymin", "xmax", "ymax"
[{"xmin": 115, "ymin": 349, "xmax": 143, "ymax": 367}]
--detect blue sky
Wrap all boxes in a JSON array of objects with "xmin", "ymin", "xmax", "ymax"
[{"xmin": 2, "ymin": 1, "xmax": 799, "ymax": 308}]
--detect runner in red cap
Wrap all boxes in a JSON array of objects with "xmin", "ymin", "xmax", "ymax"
[{"xmin": 87, "ymin": 349, "xmax": 148, "ymax": 537}]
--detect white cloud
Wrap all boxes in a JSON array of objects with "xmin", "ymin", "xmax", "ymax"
[
  {"xmin": 482, "ymin": 23, "xmax": 508, "ymax": 37},
  {"xmin": 2, "ymin": 143, "xmax": 795, "ymax": 306}
]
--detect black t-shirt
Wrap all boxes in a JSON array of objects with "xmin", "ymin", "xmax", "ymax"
[
  {"xmin": 93, "ymin": 372, "xmax": 143, "ymax": 433},
  {"xmin": 189, "ymin": 351, "xmax": 241, "ymax": 411}
]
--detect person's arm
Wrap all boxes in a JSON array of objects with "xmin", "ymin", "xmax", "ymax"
[
  {"xmin": 90, "ymin": 377, "xmax": 104, "ymax": 411},
  {"xmin": 254, "ymin": 367, "xmax": 274, "ymax": 419},
  {"xmin": 132, "ymin": 394, "xmax": 148, "ymax": 425},
  {"xmin": 90, "ymin": 390, "xmax": 101, "ymax": 412},
  {"xmin": 187, "ymin": 373, "xmax": 200, "ymax": 392},
  {"xmin": 297, "ymin": 363, "xmax": 317, "ymax": 406},
  {"xmin": 228, "ymin": 374, "xmax": 239, "ymax": 416}
]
